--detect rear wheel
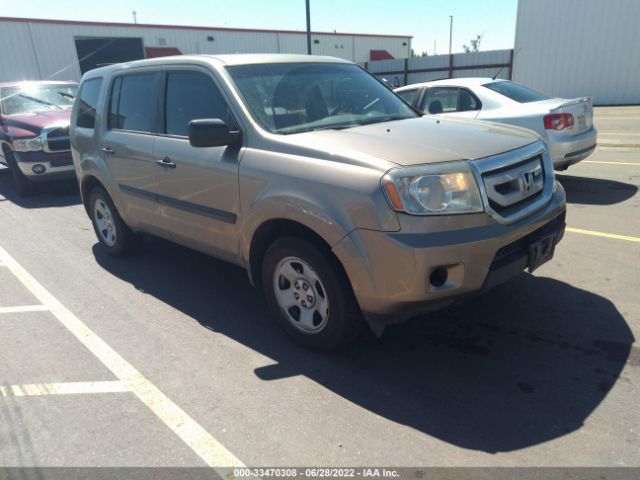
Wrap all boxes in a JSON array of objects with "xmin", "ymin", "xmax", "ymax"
[
  {"xmin": 4, "ymin": 149, "xmax": 34, "ymax": 196},
  {"xmin": 89, "ymin": 186, "xmax": 138, "ymax": 256},
  {"xmin": 262, "ymin": 237, "xmax": 364, "ymax": 350}
]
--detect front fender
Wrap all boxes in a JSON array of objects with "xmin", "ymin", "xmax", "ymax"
[{"xmin": 238, "ymin": 148, "xmax": 400, "ymax": 264}]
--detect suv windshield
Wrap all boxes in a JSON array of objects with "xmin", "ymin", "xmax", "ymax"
[
  {"xmin": 226, "ymin": 62, "xmax": 417, "ymax": 134},
  {"xmin": 482, "ymin": 80, "xmax": 549, "ymax": 103},
  {"xmin": 0, "ymin": 84, "xmax": 77, "ymax": 115}
]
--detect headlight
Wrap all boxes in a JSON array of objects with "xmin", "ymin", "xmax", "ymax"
[
  {"xmin": 12, "ymin": 137, "xmax": 43, "ymax": 152},
  {"xmin": 382, "ymin": 161, "xmax": 483, "ymax": 215}
]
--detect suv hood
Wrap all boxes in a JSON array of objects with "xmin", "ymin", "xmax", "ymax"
[
  {"xmin": 3, "ymin": 109, "xmax": 71, "ymax": 136},
  {"xmin": 279, "ymin": 116, "xmax": 539, "ymax": 168}
]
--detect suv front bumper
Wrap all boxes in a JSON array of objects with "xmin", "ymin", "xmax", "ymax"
[{"xmin": 332, "ymin": 183, "xmax": 567, "ymax": 325}]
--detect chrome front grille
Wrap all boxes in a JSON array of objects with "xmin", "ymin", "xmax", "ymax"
[
  {"xmin": 483, "ymin": 155, "xmax": 544, "ymax": 212},
  {"xmin": 471, "ymin": 141, "xmax": 554, "ymax": 224},
  {"xmin": 43, "ymin": 126, "xmax": 71, "ymax": 153}
]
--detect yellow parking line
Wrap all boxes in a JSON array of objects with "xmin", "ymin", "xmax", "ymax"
[
  {"xmin": 0, "ymin": 244, "xmax": 244, "ymax": 473},
  {"xmin": 596, "ymin": 116, "xmax": 640, "ymax": 120},
  {"xmin": 0, "ymin": 305, "xmax": 49, "ymax": 314},
  {"xmin": 583, "ymin": 161, "xmax": 640, "ymax": 166},
  {"xmin": 566, "ymin": 227, "xmax": 640, "ymax": 243},
  {"xmin": 0, "ymin": 381, "xmax": 129, "ymax": 397}
]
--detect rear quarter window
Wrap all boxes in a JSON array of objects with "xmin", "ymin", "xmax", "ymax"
[
  {"xmin": 483, "ymin": 81, "xmax": 549, "ymax": 103},
  {"xmin": 396, "ymin": 89, "xmax": 418, "ymax": 105},
  {"xmin": 76, "ymin": 78, "xmax": 103, "ymax": 129}
]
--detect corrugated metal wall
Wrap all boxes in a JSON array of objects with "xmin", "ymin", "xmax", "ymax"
[
  {"xmin": 0, "ymin": 19, "xmax": 410, "ymax": 82},
  {"xmin": 366, "ymin": 49, "xmax": 513, "ymax": 86},
  {"xmin": 513, "ymin": 0, "xmax": 640, "ymax": 105}
]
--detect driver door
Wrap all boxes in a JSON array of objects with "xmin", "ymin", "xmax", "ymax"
[{"xmin": 152, "ymin": 69, "xmax": 243, "ymax": 263}]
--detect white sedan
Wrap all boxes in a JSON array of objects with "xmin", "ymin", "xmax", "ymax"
[{"xmin": 395, "ymin": 78, "xmax": 597, "ymax": 170}]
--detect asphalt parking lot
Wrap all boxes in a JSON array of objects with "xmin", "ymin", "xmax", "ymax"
[{"xmin": 0, "ymin": 107, "xmax": 638, "ymax": 472}]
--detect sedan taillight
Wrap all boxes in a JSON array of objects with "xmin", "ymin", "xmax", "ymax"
[{"xmin": 544, "ymin": 113, "xmax": 574, "ymax": 130}]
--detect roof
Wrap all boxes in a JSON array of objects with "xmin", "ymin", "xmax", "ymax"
[
  {"xmin": 197, "ymin": 53, "xmax": 352, "ymax": 66},
  {"xmin": 81, "ymin": 54, "xmax": 352, "ymax": 79},
  {"xmin": 0, "ymin": 80, "xmax": 77, "ymax": 88},
  {"xmin": 0, "ymin": 16, "xmax": 412, "ymax": 39},
  {"xmin": 395, "ymin": 77, "xmax": 506, "ymax": 91}
]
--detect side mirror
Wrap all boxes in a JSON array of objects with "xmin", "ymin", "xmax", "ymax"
[{"xmin": 188, "ymin": 119, "xmax": 240, "ymax": 148}]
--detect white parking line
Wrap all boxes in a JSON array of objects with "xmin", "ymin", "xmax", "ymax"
[
  {"xmin": 0, "ymin": 305, "xmax": 50, "ymax": 314},
  {"xmin": 0, "ymin": 244, "xmax": 244, "ymax": 473},
  {"xmin": 0, "ymin": 381, "xmax": 129, "ymax": 397}
]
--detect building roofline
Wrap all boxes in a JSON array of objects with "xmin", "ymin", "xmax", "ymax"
[{"xmin": 0, "ymin": 16, "xmax": 413, "ymax": 39}]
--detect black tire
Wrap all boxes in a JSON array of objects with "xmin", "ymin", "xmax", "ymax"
[
  {"xmin": 262, "ymin": 236, "xmax": 364, "ymax": 350},
  {"xmin": 4, "ymin": 149, "xmax": 34, "ymax": 196},
  {"xmin": 88, "ymin": 185, "xmax": 138, "ymax": 256}
]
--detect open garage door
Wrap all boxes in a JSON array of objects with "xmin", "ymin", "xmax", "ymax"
[{"xmin": 75, "ymin": 37, "xmax": 145, "ymax": 74}]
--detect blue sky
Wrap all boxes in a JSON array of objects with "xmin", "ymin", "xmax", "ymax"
[{"xmin": 3, "ymin": 0, "xmax": 518, "ymax": 54}]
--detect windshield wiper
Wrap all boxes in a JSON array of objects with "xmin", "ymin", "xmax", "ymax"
[
  {"xmin": 18, "ymin": 94, "xmax": 62, "ymax": 110},
  {"xmin": 281, "ymin": 123, "xmax": 359, "ymax": 134},
  {"xmin": 356, "ymin": 115, "xmax": 410, "ymax": 126},
  {"xmin": 58, "ymin": 91, "xmax": 75, "ymax": 99}
]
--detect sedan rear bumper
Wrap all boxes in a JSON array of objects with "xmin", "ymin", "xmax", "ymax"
[{"xmin": 547, "ymin": 126, "xmax": 597, "ymax": 169}]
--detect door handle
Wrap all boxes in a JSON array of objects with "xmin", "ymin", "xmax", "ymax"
[
  {"xmin": 101, "ymin": 147, "xmax": 115, "ymax": 155},
  {"xmin": 156, "ymin": 157, "xmax": 176, "ymax": 169}
]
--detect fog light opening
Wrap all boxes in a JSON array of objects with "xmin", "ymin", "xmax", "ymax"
[
  {"xmin": 32, "ymin": 164, "xmax": 46, "ymax": 175},
  {"xmin": 429, "ymin": 266, "xmax": 448, "ymax": 288}
]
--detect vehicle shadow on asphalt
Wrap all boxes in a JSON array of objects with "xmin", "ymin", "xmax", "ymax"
[
  {"xmin": 93, "ymin": 238, "xmax": 635, "ymax": 454},
  {"xmin": 557, "ymin": 174, "xmax": 637, "ymax": 205},
  {"xmin": 0, "ymin": 168, "xmax": 81, "ymax": 208}
]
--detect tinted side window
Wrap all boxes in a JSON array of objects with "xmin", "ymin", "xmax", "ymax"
[
  {"xmin": 459, "ymin": 89, "xmax": 481, "ymax": 111},
  {"xmin": 165, "ymin": 72, "xmax": 237, "ymax": 136},
  {"xmin": 421, "ymin": 87, "xmax": 458, "ymax": 114},
  {"xmin": 109, "ymin": 74, "xmax": 155, "ymax": 132},
  {"xmin": 76, "ymin": 78, "xmax": 102, "ymax": 128},
  {"xmin": 397, "ymin": 89, "xmax": 418, "ymax": 105}
]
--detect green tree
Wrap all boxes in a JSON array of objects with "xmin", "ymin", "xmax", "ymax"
[
  {"xmin": 410, "ymin": 48, "xmax": 429, "ymax": 58},
  {"xmin": 463, "ymin": 34, "xmax": 483, "ymax": 53}
]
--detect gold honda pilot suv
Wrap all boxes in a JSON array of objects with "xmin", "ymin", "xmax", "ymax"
[{"xmin": 70, "ymin": 54, "xmax": 566, "ymax": 350}]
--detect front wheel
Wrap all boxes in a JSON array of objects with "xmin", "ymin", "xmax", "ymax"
[
  {"xmin": 89, "ymin": 186, "xmax": 138, "ymax": 256},
  {"xmin": 4, "ymin": 149, "xmax": 34, "ymax": 196},
  {"xmin": 262, "ymin": 237, "xmax": 364, "ymax": 350}
]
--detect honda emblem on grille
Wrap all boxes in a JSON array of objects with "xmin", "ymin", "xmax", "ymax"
[{"xmin": 520, "ymin": 171, "xmax": 534, "ymax": 192}]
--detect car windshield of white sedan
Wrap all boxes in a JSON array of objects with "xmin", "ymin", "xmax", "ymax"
[
  {"xmin": 483, "ymin": 80, "xmax": 549, "ymax": 103},
  {"xmin": 0, "ymin": 85, "xmax": 77, "ymax": 115},
  {"xmin": 227, "ymin": 63, "xmax": 418, "ymax": 134}
]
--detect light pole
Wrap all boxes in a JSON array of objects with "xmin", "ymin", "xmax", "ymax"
[
  {"xmin": 132, "ymin": 11, "xmax": 138, "ymax": 24},
  {"xmin": 305, "ymin": 0, "xmax": 312, "ymax": 55},
  {"xmin": 448, "ymin": 15, "xmax": 453, "ymax": 56}
]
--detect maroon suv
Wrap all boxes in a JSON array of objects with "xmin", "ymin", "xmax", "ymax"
[{"xmin": 0, "ymin": 81, "xmax": 78, "ymax": 195}]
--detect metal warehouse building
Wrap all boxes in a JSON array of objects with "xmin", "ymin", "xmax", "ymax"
[
  {"xmin": 513, "ymin": 0, "xmax": 640, "ymax": 105},
  {"xmin": 0, "ymin": 16, "xmax": 411, "ymax": 83}
]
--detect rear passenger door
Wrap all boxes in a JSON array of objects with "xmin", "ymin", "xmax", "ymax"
[
  {"xmin": 419, "ymin": 87, "xmax": 481, "ymax": 119},
  {"xmin": 100, "ymin": 72, "xmax": 165, "ymax": 235},
  {"xmin": 153, "ymin": 68, "xmax": 242, "ymax": 262}
]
